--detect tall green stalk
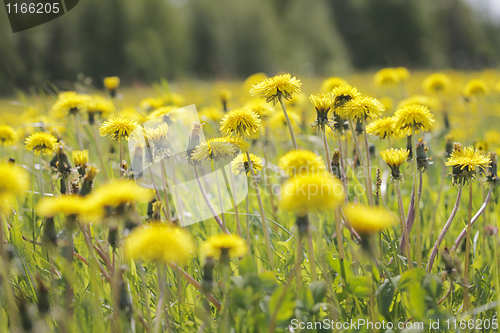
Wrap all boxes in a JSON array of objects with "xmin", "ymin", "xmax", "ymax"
[
  {"xmin": 411, "ymin": 129, "xmax": 422, "ymax": 267},
  {"xmin": 278, "ymin": 96, "xmax": 298, "ymax": 150}
]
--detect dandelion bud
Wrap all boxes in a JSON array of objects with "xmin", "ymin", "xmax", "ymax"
[
  {"xmin": 445, "ymin": 134, "xmax": 454, "ymax": 157},
  {"xmin": 406, "ymin": 135, "xmax": 412, "ymax": 160},
  {"xmin": 202, "ymin": 256, "xmax": 215, "ymax": 294},
  {"xmin": 72, "ymin": 150, "xmax": 88, "ymax": 176},
  {"xmin": 55, "ymin": 144, "xmax": 72, "ymax": 175},
  {"xmin": 331, "ymin": 150, "xmax": 342, "ymax": 179},
  {"xmin": 108, "ymin": 226, "xmax": 119, "ymax": 250},
  {"xmin": 147, "ymin": 199, "xmax": 156, "ymax": 220},
  {"xmin": 355, "ymin": 119, "xmax": 363, "ymax": 135},
  {"xmin": 296, "ymin": 214, "xmax": 309, "ymax": 236},
  {"xmin": 186, "ymin": 123, "xmax": 204, "ymax": 165},
  {"xmin": 152, "ymin": 201, "xmax": 162, "ymax": 220},
  {"xmin": 487, "ymin": 152, "xmax": 498, "ymax": 183},
  {"xmin": 79, "ymin": 165, "xmax": 98, "ymax": 196},
  {"xmin": 441, "ymin": 247, "xmax": 462, "ymax": 282},
  {"xmin": 416, "ymin": 139, "xmax": 433, "ymax": 171}
]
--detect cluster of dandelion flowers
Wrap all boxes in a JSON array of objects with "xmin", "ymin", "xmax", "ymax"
[
  {"xmin": 279, "ymin": 173, "xmax": 344, "ymax": 216},
  {"xmin": 250, "ymin": 73, "xmax": 302, "ymax": 104},
  {"xmin": 344, "ymin": 204, "xmax": 397, "ymax": 237},
  {"xmin": 278, "ymin": 149, "xmax": 326, "ymax": 177},
  {"xmin": 231, "ymin": 153, "xmax": 263, "ymax": 176},
  {"xmin": 99, "ymin": 117, "xmax": 139, "ymax": 141},
  {"xmin": 393, "ymin": 104, "xmax": 435, "ymax": 133},
  {"xmin": 366, "ymin": 117, "xmax": 399, "ymax": 139},
  {"xmin": 220, "ymin": 107, "xmax": 261, "ymax": 137},
  {"xmin": 204, "ymin": 234, "xmax": 246, "ymax": 261},
  {"xmin": 341, "ymin": 96, "xmax": 385, "ymax": 120},
  {"xmin": 321, "ymin": 77, "xmax": 348, "ymax": 92},
  {"xmin": 25, "ymin": 132, "xmax": 58, "ymax": 155},
  {"xmin": 423, "ymin": 73, "xmax": 451, "ymax": 94},
  {"xmin": 463, "ymin": 79, "xmax": 488, "ymax": 98},
  {"xmin": 445, "ymin": 145, "xmax": 490, "ymax": 184},
  {"xmin": 380, "ymin": 148, "xmax": 410, "ymax": 182},
  {"xmin": 309, "ymin": 93, "xmax": 335, "ymax": 131},
  {"xmin": 125, "ymin": 223, "xmax": 193, "ymax": 265}
]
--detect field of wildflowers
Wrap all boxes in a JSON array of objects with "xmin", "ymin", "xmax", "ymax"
[{"xmin": 0, "ymin": 69, "xmax": 499, "ymax": 332}]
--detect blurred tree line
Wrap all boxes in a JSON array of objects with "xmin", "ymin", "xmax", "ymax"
[{"xmin": 0, "ymin": 0, "xmax": 499, "ymax": 94}]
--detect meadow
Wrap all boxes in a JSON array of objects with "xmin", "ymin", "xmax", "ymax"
[{"xmin": 0, "ymin": 69, "xmax": 499, "ymax": 332}]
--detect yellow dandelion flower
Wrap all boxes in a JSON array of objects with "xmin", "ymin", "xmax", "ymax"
[
  {"xmin": 25, "ymin": 132, "xmax": 58, "ymax": 155},
  {"xmin": 144, "ymin": 123, "xmax": 169, "ymax": 148},
  {"xmin": 331, "ymin": 85, "xmax": 361, "ymax": 109},
  {"xmin": 278, "ymin": 149, "xmax": 326, "ymax": 177},
  {"xmin": 243, "ymin": 72, "xmax": 268, "ymax": 93},
  {"xmin": 374, "ymin": 68, "xmax": 400, "ymax": 87},
  {"xmin": 463, "ymin": 79, "xmax": 488, "ymax": 97},
  {"xmin": 99, "ymin": 117, "xmax": 139, "ymax": 141},
  {"xmin": 37, "ymin": 195, "xmax": 96, "ymax": 219},
  {"xmin": 445, "ymin": 146, "xmax": 490, "ymax": 172},
  {"xmin": 72, "ymin": 150, "xmax": 89, "ymax": 167},
  {"xmin": 380, "ymin": 148, "xmax": 410, "ymax": 180},
  {"xmin": 0, "ymin": 163, "xmax": 30, "ymax": 198},
  {"xmin": 0, "ymin": 125, "xmax": 17, "ymax": 146},
  {"xmin": 86, "ymin": 96, "xmax": 115, "ymax": 118},
  {"xmin": 217, "ymin": 136, "xmax": 250, "ymax": 152},
  {"xmin": 250, "ymin": 73, "xmax": 302, "ymax": 104},
  {"xmin": 204, "ymin": 234, "xmax": 246, "ymax": 259},
  {"xmin": 396, "ymin": 67, "xmax": 410, "ymax": 81},
  {"xmin": 423, "ymin": 73, "xmax": 452, "ymax": 94},
  {"xmin": 146, "ymin": 106, "xmax": 179, "ymax": 123},
  {"xmin": 474, "ymin": 140, "xmax": 488, "ymax": 152},
  {"xmin": 125, "ymin": 223, "xmax": 193, "ymax": 265},
  {"xmin": 344, "ymin": 204, "xmax": 397, "ymax": 236},
  {"xmin": 231, "ymin": 153, "xmax": 263, "ymax": 175},
  {"xmin": 91, "ymin": 179, "xmax": 155, "ymax": 208},
  {"xmin": 244, "ymin": 99, "xmax": 274, "ymax": 119},
  {"xmin": 199, "ymin": 106, "xmax": 224, "ymax": 122},
  {"xmin": 191, "ymin": 139, "xmax": 238, "ymax": 162},
  {"xmin": 321, "ymin": 77, "xmax": 348, "ymax": 92},
  {"xmin": 104, "ymin": 76, "xmax": 120, "ymax": 91},
  {"xmin": 279, "ymin": 173, "xmax": 344, "ymax": 216},
  {"xmin": 309, "ymin": 93, "xmax": 335, "ymax": 131},
  {"xmin": 220, "ymin": 108, "xmax": 261, "ymax": 137},
  {"xmin": 140, "ymin": 97, "xmax": 164, "ymax": 111},
  {"xmin": 268, "ymin": 110, "xmax": 302, "ymax": 134},
  {"xmin": 397, "ymin": 95, "xmax": 440, "ymax": 112},
  {"xmin": 393, "ymin": 104, "xmax": 435, "ymax": 132},
  {"xmin": 340, "ymin": 96, "xmax": 384, "ymax": 120},
  {"xmin": 366, "ymin": 117, "xmax": 398, "ymax": 139},
  {"xmin": 119, "ymin": 107, "xmax": 145, "ymax": 123},
  {"xmin": 379, "ymin": 97, "xmax": 394, "ymax": 112},
  {"xmin": 50, "ymin": 92, "xmax": 90, "ymax": 117},
  {"xmin": 218, "ymin": 89, "xmax": 232, "ymax": 103}
]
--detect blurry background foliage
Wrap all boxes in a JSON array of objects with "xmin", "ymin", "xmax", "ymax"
[{"xmin": 0, "ymin": 0, "xmax": 500, "ymax": 94}]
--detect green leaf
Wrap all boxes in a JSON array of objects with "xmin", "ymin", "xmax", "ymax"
[
  {"xmin": 376, "ymin": 280, "xmax": 395, "ymax": 316},
  {"xmin": 398, "ymin": 267, "xmax": 425, "ymax": 291},
  {"xmin": 259, "ymin": 271, "xmax": 278, "ymax": 294},
  {"xmin": 347, "ymin": 276, "xmax": 371, "ymax": 299},
  {"xmin": 298, "ymin": 287, "xmax": 314, "ymax": 311},
  {"xmin": 268, "ymin": 286, "xmax": 295, "ymax": 324},
  {"xmin": 309, "ymin": 281, "xmax": 327, "ymax": 304},
  {"xmin": 238, "ymin": 256, "xmax": 256, "ymax": 276},
  {"xmin": 408, "ymin": 284, "xmax": 426, "ymax": 320}
]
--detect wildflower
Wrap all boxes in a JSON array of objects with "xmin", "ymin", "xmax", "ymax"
[
  {"xmin": 321, "ymin": 77, "xmax": 348, "ymax": 93},
  {"xmin": 220, "ymin": 108, "xmax": 261, "ymax": 137},
  {"xmin": 199, "ymin": 106, "xmax": 224, "ymax": 122},
  {"xmin": 380, "ymin": 148, "xmax": 409, "ymax": 181},
  {"xmin": 416, "ymin": 139, "xmax": 433, "ymax": 171},
  {"xmin": 91, "ymin": 179, "xmax": 155, "ymax": 209},
  {"xmin": 217, "ymin": 136, "xmax": 250, "ymax": 151},
  {"xmin": 279, "ymin": 174, "xmax": 344, "ymax": 216},
  {"xmin": 396, "ymin": 67, "xmax": 410, "ymax": 81},
  {"xmin": 278, "ymin": 149, "xmax": 325, "ymax": 177},
  {"xmin": 231, "ymin": 153, "xmax": 263, "ymax": 175},
  {"xmin": 309, "ymin": 93, "xmax": 335, "ymax": 131},
  {"xmin": 341, "ymin": 96, "xmax": 384, "ymax": 120},
  {"xmin": 344, "ymin": 204, "xmax": 397, "ymax": 236},
  {"xmin": 79, "ymin": 165, "xmax": 99, "ymax": 196},
  {"xmin": 474, "ymin": 140, "xmax": 488, "ymax": 152},
  {"xmin": 244, "ymin": 99, "xmax": 274, "ymax": 120},
  {"xmin": 366, "ymin": 117, "xmax": 398, "ymax": 139},
  {"xmin": 25, "ymin": 132, "xmax": 57, "ymax": 155},
  {"xmin": 50, "ymin": 92, "xmax": 90, "ymax": 117},
  {"xmin": 397, "ymin": 95, "xmax": 440, "ymax": 111},
  {"xmin": 125, "ymin": 223, "xmax": 193, "ymax": 265},
  {"xmin": 243, "ymin": 72, "xmax": 268, "ymax": 93},
  {"xmin": 140, "ymin": 97, "xmax": 164, "ymax": 111},
  {"xmin": 0, "ymin": 125, "xmax": 16, "ymax": 145},
  {"xmin": 146, "ymin": 106, "xmax": 178, "ymax": 123},
  {"xmin": 486, "ymin": 152, "xmax": 498, "ymax": 183},
  {"xmin": 218, "ymin": 89, "xmax": 231, "ymax": 110},
  {"xmin": 186, "ymin": 123, "xmax": 204, "ymax": 165},
  {"xmin": 250, "ymin": 73, "xmax": 302, "ymax": 104},
  {"xmin": 143, "ymin": 123, "xmax": 169, "ymax": 149},
  {"xmin": 0, "ymin": 163, "xmax": 30, "ymax": 200},
  {"xmin": 37, "ymin": 195, "xmax": 94, "ymax": 219},
  {"xmin": 423, "ymin": 73, "xmax": 451, "ymax": 93},
  {"xmin": 191, "ymin": 139, "xmax": 238, "ymax": 163},
  {"xmin": 72, "ymin": 150, "xmax": 88, "ymax": 168},
  {"xmin": 204, "ymin": 234, "xmax": 246, "ymax": 261},
  {"xmin": 268, "ymin": 110, "xmax": 301, "ymax": 133},
  {"xmin": 374, "ymin": 68, "xmax": 400, "ymax": 87},
  {"xmin": 393, "ymin": 104, "xmax": 434, "ymax": 133},
  {"xmin": 331, "ymin": 85, "xmax": 361, "ymax": 109},
  {"xmin": 99, "ymin": 117, "xmax": 139, "ymax": 141},
  {"xmin": 104, "ymin": 76, "xmax": 120, "ymax": 91},
  {"xmin": 445, "ymin": 145, "xmax": 490, "ymax": 184},
  {"xmin": 86, "ymin": 96, "xmax": 115, "ymax": 124},
  {"xmin": 463, "ymin": 79, "xmax": 488, "ymax": 97}
]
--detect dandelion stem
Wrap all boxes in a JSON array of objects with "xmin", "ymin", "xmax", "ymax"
[
  {"xmin": 348, "ymin": 118, "xmax": 371, "ymax": 206},
  {"xmin": 295, "ymin": 232, "xmax": 303, "ymax": 289},
  {"xmin": 334, "ymin": 208, "xmax": 345, "ymax": 260},
  {"xmin": 321, "ymin": 129, "xmax": 332, "ymax": 174},
  {"xmin": 427, "ymin": 184, "xmax": 463, "ymax": 272},
  {"xmin": 362, "ymin": 117, "xmax": 374, "ymax": 206},
  {"xmin": 463, "ymin": 182, "xmax": 473, "ymax": 311},
  {"xmin": 221, "ymin": 164, "xmax": 241, "ymax": 237},
  {"xmin": 159, "ymin": 160, "xmax": 172, "ymax": 223},
  {"xmin": 411, "ymin": 129, "xmax": 422, "ymax": 267},
  {"xmin": 91, "ymin": 124, "xmax": 108, "ymax": 179},
  {"xmin": 305, "ymin": 215, "xmax": 317, "ymax": 281},
  {"xmin": 337, "ymin": 135, "xmax": 348, "ymax": 193},
  {"xmin": 278, "ymin": 96, "xmax": 298, "ymax": 150},
  {"xmin": 245, "ymin": 150, "xmax": 274, "ymax": 270},
  {"xmin": 211, "ymin": 160, "xmax": 226, "ymax": 228},
  {"xmin": 193, "ymin": 165, "xmax": 229, "ymax": 234},
  {"xmin": 396, "ymin": 184, "xmax": 412, "ymax": 269},
  {"xmin": 119, "ymin": 140, "xmax": 123, "ymax": 178}
]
